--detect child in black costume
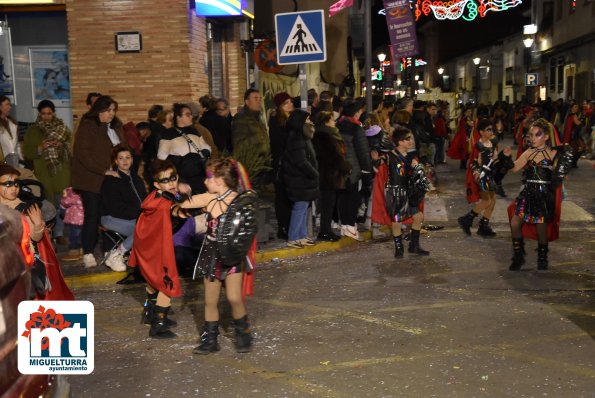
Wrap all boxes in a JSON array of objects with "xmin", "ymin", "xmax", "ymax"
[
  {"xmin": 384, "ymin": 127, "xmax": 430, "ymax": 258},
  {"xmin": 504, "ymin": 118, "xmax": 572, "ymax": 270}
]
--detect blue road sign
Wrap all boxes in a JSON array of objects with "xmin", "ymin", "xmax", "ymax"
[
  {"xmin": 275, "ymin": 10, "xmax": 326, "ymax": 65},
  {"xmin": 525, "ymin": 73, "xmax": 538, "ymax": 86}
]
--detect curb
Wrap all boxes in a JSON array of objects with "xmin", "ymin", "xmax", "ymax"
[{"xmin": 63, "ymin": 228, "xmax": 383, "ymax": 289}]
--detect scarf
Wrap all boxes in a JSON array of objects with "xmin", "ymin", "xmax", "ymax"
[{"xmin": 36, "ymin": 115, "xmax": 71, "ymax": 175}]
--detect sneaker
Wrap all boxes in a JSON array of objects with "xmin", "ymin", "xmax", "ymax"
[
  {"xmin": 299, "ymin": 237, "xmax": 316, "ymax": 246},
  {"xmin": 62, "ymin": 249, "xmax": 82, "ymax": 262},
  {"xmin": 83, "ymin": 253, "xmax": 97, "ymax": 268},
  {"xmin": 286, "ymin": 240, "xmax": 304, "ymax": 249},
  {"xmin": 331, "ymin": 220, "xmax": 341, "ymax": 230},
  {"xmin": 341, "ymin": 225, "xmax": 363, "ymax": 241},
  {"xmin": 105, "ymin": 251, "xmax": 127, "ymax": 272}
]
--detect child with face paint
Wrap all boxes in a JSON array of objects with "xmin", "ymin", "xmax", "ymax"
[
  {"xmin": 0, "ymin": 163, "xmax": 74, "ymax": 300},
  {"xmin": 128, "ymin": 159, "xmax": 189, "ymax": 339},
  {"xmin": 458, "ymin": 118, "xmax": 510, "ymax": 237},
  {"xmin": 503, "ymin": 118, "xmax": 572, "ymax": 271}
]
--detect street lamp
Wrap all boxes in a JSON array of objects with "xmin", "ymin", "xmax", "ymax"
[
  {"xmin": 377, "ymin": 53, "xmax": 386, "ymax": 95},
  {"xmin": 473, "ymin": 57, "xmax": 481, "ymax": 104},
  {"xmin": 523, "ymin": 37, "xmax": 534, "ymax": 48},
  {"xmin": 438, "ymin": 67, "xmax": 444, "ymax": 75}
]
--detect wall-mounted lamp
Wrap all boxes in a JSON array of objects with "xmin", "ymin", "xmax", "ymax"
[
  {"xmin": 377, "ymin": 53, "xmax": 386, "ymax": 63},
  {"xmin": 523, "ymin": 24, "xmax": 538, "ymax": 35},
  {"xmin": 523, "ymin": 37, "xmax": 534, "ymax": 48},
  {"xmin": 473, "ymin": 57, "xmax": 481, "ymax": 66},
  {"xmin": 438, "ymin": 67, "xmax": 444, "ymax": 75}
]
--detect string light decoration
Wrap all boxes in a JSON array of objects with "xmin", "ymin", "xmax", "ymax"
[{"xmin": 414, "ymin": 0, "xmax": 523, "ymax": 21}]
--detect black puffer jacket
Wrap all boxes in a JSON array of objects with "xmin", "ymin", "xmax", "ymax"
[
  {"xmin": 100, "ymin": 169, "xmax": 147, "ymax": 220},
  {"xmin": 282, "ymin": 110, "xmax": 319, "ymax": 202},
  {"xmin": 336, "ymin": 116, "xmax": 371, "ymax": 185}
]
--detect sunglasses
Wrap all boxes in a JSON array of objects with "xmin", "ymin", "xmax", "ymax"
[
  {"xmin": 0, "ymin": 180, "xmax": 20, "ymax": 188},
  {"xmin": 157, "ymin": 174, "xmax": 178, "ymax": 184}
]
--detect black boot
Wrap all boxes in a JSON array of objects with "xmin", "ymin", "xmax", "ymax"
[
  {"xmin": 457, "ymin": 210, "xmax": 477, "ymax": 236},
  {"xmin": 408, "ymin": 229, "xmax": 429, "ymax": 255},
  {"xmin": 193, "ymin": 321, "xmax": 220, "ymax": 355},
  {"xmin": 495, "ymin": 182, "xmax": 507, "ymax": 198},
  {"xmin": 537, "ymin": 243, "xmax": 549, "ymax": 270},
  {"xmin": 149, "ymin": 305, "xmax": 176, "ymax": 339},
  {"xmin": 232, "ymin": 315, "xmax": 253, "ymax": 353},
  {"xmin": 509, "ymin": 238, "xmax": 525, "ymax": 271},
  {"xmin": 393, "ymin": 235, "xmax": 404, "ymax": 258},
  {"xmin": 141, "ymin": 293, "xmax": 176, "ymax": 327},
  {"xmin": 477, "ymin": 217, "xmax": 496, "ymax": 237},
  {"xmin": 141, "ymin": 291, "xmax": 157, "ymax": 325}
]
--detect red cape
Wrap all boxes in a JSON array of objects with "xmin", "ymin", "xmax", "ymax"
[
  {"xmin": 37, "ymin": 231, "xmax": 75, "ymax": 300},
  {"xmin": 507, "ymin": 186, "xmax": 562, "ymax": 242},
  {"xmin": 128, "ymin": 191, "xmax": 182, "ymax": 297},
  {"xmin": 465, "ymin": 143, "xmax": 481, "ymax": 204},
  {"xmin": 562, "ymin": 116, "xmax": 574, "ymax": 144},
  {"xmin": 447, "ymin": 118, "xmax": 468, "ymax": 160},
  {"xmin": 371, "ymin": 162, "xmax": 424, "ymax": 226}
]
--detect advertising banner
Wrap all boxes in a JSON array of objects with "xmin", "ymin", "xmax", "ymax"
[{"xmin": 383, "ymin": 0, "xmax": 419, "ymax": 60}]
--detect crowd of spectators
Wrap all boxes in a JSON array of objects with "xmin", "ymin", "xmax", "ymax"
[{"xmin": 1, "ymin": 88, "xmax": 593, "ymax": 269}]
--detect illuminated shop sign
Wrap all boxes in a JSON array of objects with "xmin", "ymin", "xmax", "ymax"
[{"xmin": 195, "ymin": 0, "xmax": 254, "ymax": 19}]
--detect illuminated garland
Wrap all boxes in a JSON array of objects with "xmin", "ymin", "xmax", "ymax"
[{"xmin": 414, "ymin": 0, "xmax": 522, "ymax": 21}]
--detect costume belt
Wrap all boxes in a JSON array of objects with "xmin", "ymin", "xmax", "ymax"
[{"xmin": 526, "ymin": 179, "xmax": 550, "ymax": 184}]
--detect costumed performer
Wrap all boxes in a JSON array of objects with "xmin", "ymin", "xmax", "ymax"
[
  {"xmin": 504, "ymin": 118, "xmax": 571, "ymax": 271},
  {"xmin": 128, "ymin": 159, "xmax": 189, "ymax": 338},
  {"xmin": 0, "ymin": 163, "xmax": 74, "ymax": 300},
  {"xmin": 181, "ymin": 157, "xmax": 257, "ymax": 355},
  {"xmin": 457, "ymin": 118, "xmax": 513, "ymax": 237},
  {"xmin": 378, "ymin": 127, "xmax": 430, "ymax": 258}
]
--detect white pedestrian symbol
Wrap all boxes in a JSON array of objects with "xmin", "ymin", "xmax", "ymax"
[{"xmin": 280, "ymin": 16, "xmax": 322, "ymax": 56}]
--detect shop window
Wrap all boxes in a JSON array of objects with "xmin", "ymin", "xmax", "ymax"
[{"xmin": 557, "ymin": 57, "xmax": 564, "ymax": 93}]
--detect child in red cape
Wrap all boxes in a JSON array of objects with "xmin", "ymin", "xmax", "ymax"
[
  {"xmin": 0, "ymin": 163, "xmax": 74, "ymax": 300},
  {"xmin": 128, "ymin": 159, "xmax": 184, "ymax": 339},
  {"xmin": 504, "ymin": 118, "xmax": 570, "ymax": 271}
]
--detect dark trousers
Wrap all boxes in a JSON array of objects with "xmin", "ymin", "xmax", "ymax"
[
  {"xmin": 80, "ymin": 190, "xmax": 102, "ymax": 255},
  {"xmin": 274, "ymin": 180, "xmax": 292, "ymax": 234},
  {"xmin": 337, "ymin": 181, "xmax": 359, "ymax": 226},
  {"xmin": 434, "ymin": 137, "xmax": 446, "ymax": 163},
  {"xmin": 319, "ymin": 188, "xmax": 338, "ymax": 235},
  {"xmin": 175, "ymin": 245, "xmax": 199, "ymax": 277}
]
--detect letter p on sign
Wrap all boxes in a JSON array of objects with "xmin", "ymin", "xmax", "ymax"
[{"xmin": 525, "ymin": 73, "xmax": 538, "ymax": 86}]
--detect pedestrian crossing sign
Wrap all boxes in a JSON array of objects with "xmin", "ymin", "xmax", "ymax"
[{"xmin": 275, "ymin": 10, "xmax": 326, "ymax": 65}]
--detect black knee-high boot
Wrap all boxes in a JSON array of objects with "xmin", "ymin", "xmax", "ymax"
[
  {"xmin": 393, "ymin": 235, "xmax": 404, "ymax": 258},
  {"xmin": 408, "ymin": 229, "xmax": 429, "ymax": 255},
  {"xmin": 141, "ymin": 291, "xmax": 157, "ymax": 325},
  {"xmin": 193, "ymin": 321, "xmax": 220, "ymax": 355},
  {"xmin": 458, "ymin": 210, "xmax": 478, "ymax": 236},
  {"xmin": 509, "ymin": 238, "xmax": 525, "ymax": 271},
  {"xmin": 149, "ymin": 305, "xmax": 176, "ymax": 339},
  {"xmin": 537, "ymin": 243, "xmax": 549, "ymax": 270},
  {"xmin": 477, "ymin": 217, "xmax": 496, "ymax": 237},
  {"xmin": 232, "ymin": 315, "xmax": 253, "ymax": 353}
]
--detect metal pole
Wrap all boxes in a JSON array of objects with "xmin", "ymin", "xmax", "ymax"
[
  {"xmin": 299, "ymin": 64, "xmax": 308, "ymax": 110},
  {"xmin": 364, "ymin": 0, "xmax": 372, "ymax": 110}
]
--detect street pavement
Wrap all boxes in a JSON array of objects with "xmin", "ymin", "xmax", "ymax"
[{"xmin": 61, "ymin": 144, "xmax": 595, "ymax": 397}]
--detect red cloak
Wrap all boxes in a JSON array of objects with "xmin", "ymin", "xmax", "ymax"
[
  {"xmin": 464, "ymin": 143, "xmax": 481, "ymax": 204},
  {"xmin": 447, "ymin": 117, "xmax": 468, "ymax": 160},
  {"xmin": 128, "ymin": 191, "xmax": 182, "ymax": 297},
  {"xmin": 562, "ymin": 115, "xmax": 574, "ymax": 144},
  {"xmin": 36, "ymin": 231, "xmax": 75, "ymax": 300}
]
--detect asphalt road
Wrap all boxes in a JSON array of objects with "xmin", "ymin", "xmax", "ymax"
[{"xmin": 63, "ymin": 151, "xmax": 595, "ymax": 397}]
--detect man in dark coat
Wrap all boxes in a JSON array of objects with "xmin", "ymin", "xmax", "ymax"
[{"xmin": 199, "ymin": 98, "xmax": 233, "ymax": 154}]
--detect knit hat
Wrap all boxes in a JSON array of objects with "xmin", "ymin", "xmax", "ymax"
[{"xmin": 274, "ymin": 92, "xmax": 292, "ymax": 108}]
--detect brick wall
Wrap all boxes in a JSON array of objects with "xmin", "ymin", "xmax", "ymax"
[
  {"xmin": 224, "ymin": 22, "xmax": 248, "ymax": 113},
  {"xmin": 66, "ymin": 0, "xmax": 209, "ymax": 124}
]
